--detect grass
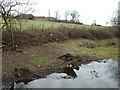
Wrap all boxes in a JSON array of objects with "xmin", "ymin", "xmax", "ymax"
[
  {"xmin": 0, "ymin": 18, "xmax": 3, "ymax": 28},
  {"xmin": 1, "ymin": 18, "xmax": 109, "ymax": 30},
  {"xmin": 20, "ymin": 20, "xmax": 109, "ymax": 30},
  {"xmin": 2, "ymin": 37, "xmax": 118, "ymax": 80},
  {"xmin": 60, "ymin": 38, "xmax": 118, "ymax": 60},
  {"xmin": 79, "ymin": 46, "xmax": 118, "ymax": 59},
  {"xmin": 2, "ymin": 24, "xmax": 118, "ymax": 51},
  {"xmin": 0, "ymin": 18, "xmax": 2, "ymax": 23},
  {"xmin": 33, "ymin": 57, "xmax": 48, "ymax": 63}
]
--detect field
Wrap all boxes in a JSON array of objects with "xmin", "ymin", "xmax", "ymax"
[{"xmin": 1, "ymin": 18, "xmax": 109, "ymax": 30}]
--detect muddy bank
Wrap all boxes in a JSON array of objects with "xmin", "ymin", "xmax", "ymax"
[
  {"xmin": 3, "ymin": 58, "xmax": 118, "ymax": 88},
  {"xmin": 2, "ymin": 53, "xmax": 100, "ymax": 88},
  {"xmin": 13, "ymin": 59, "xmax": 118, "ymax": 88},
  {"xmin": 2, "ymin": 38, "xmax": 118, "ymax": 88}
]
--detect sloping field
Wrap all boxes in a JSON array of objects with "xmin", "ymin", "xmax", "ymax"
[{"xmin": 1, "ymin": 19, "xmax": 109, "ymax": 30}]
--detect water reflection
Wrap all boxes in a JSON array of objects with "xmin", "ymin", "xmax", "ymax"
[
  {"xmin": 63, "ymin": 67, "xmax": 78, "ymax": 78},
  {"xmin": 12, "ymin": 59, "xmax": 118, "ymax": 88}
]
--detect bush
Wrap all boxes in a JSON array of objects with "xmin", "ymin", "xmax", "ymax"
[{"xmin": 2, "ymin": 26, "xmax": 118, "ymax": 51}]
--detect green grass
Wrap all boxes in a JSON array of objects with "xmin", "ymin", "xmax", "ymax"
[
  {"xmin": 18, "ymin": 20, "xmax": 108, "ymax": 30},
  {"xmin": 0, "ymin": 18, "xmax": 3, "ymax": 28},
  {"xmin": 33, "ymin": 57, "xmax": 49, "ymax": 63},
  {"xmin": 60, "ymin": 38, "xmax": 118, "ymax": 60},
  {"xmin": 79, "ymin": 46, "xmax": 118, "ymax": 59},
  {"xmin": 1, "ymin": 18, "xmax": 109, "ymax": 30},
  {"xmin": 0, "ymin": 18, "xmax": 2, "ymax": 23}
]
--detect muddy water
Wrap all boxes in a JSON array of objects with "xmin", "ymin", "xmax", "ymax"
[{"xmin": 14, "ymin": 59, "xmax": 118, "ymax": 88}]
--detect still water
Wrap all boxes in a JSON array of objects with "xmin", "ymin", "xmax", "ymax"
[{"xmin": 14, "ymin": 59, "xmax": 118, "ymax": 88}]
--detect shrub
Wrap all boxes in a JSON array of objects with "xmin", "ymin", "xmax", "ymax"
[{"xmin": 2, "ymin": 26, "xmax": 118, "ymax": 51}]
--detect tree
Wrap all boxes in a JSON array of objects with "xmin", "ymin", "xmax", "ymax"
[
  {"xmin": 111, "ymin": 1, "xmax": 120, "ymax": 27},
  {"xmin": 0, "ymin": 0, "xmax": 35, "ymax": 50},
  {"xmin": 70, "ymin": 10, "xmax": 80, "ymax": 22},
  {"xmin": 55, "ymin": 11, "xmax": 60, "ymax": 20},
  {"xmin": 111, "ymin": 10, "xmax": 120, "ymax": 26},
  {"xmin": 65, "ymin": 10, "xmax": 70, "ymax": 20}
]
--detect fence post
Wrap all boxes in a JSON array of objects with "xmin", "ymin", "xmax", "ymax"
[
  {"xmin": 42, "ymin": 24, "xmax": 44, "ymax": 31},
  {"xmin": 32, "ymin": 24, "xmax": 34, "ymax": 31},
  {"xmin": 39, "ymin": 24, "xmax": 41, "ymax": 30},
  {"xmin": 20, "ymin": 23, "xmax": 22, "ymax": 30},
  {"xmin": 74, "ymin": 25, "xmax": 75, "ymax": 29}
]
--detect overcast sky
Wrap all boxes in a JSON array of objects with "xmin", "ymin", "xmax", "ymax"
[{"xmin": 33, "ymin": 0, "xmax": 119, "ymax": 26}]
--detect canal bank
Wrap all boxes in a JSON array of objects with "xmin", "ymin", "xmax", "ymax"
[{"xmin": 2, "ymin": 38, "xmax": 118, "ymax": 88}]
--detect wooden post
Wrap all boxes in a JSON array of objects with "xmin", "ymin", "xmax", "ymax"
[
  {"xmin": 20, "ymin": 23, "xmax": 22, "ymax": 30},
  {"xmin": 74, "ymin": 26, "xmax": 75, "ymax": 29},
  {"xmin": 42, "ymin": 24, "xmax": 44, "ymax": 31},
  {"xmin": 32, "ymin": 24, "xmax": 34, "ymax": 31},
  {"xmin": 39, "ymin": 24, "xmax": 41, "ymax": 30}
]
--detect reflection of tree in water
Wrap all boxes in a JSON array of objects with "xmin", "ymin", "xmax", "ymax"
[
  {"xmin": 108, "ymin": 63, "xmax": 119, "ymax": 79},
  {"xmin": 63, "ymin": 66, "xmax": 79, "ymax": 79},
  {"xmin": 111, "ymin": 65, "xmax": 120, "ymax": 87},
  {"xmin": 106, "ymin": 60, "xmax": 119, "ymax": 88}
]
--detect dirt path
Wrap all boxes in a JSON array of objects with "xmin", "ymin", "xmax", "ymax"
[{"xmin": 2, "ymin": 38, "xmax": 118, "ymax": 84}]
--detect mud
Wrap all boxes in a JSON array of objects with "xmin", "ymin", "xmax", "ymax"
[{"xmin": 2, "ymin": 53, "xmax": 99, "ymax": 88}]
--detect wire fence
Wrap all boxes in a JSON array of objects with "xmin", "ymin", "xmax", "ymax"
[
  {"xmin": 13, "ymin": 23, "xmax": 106, "ymax": 31},
  {"xmin": 0, "ymin": 20, "xmax": 109, "ymax": 31}
]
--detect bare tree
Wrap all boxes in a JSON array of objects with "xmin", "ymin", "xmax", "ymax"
[
  {"xmin": 65, "ymin": 10, "xmax": 70, "ymax": 20},
  {"xmin": 55, "ymin": 10, "xmax": 60, "ymax": 20},
  {"xmin": 111, "ymin": 2, "xmax": 120, "ymax": 27},
  {"xmin": 111, "ymin": 10, "xmax": 120, "ymax": 26},
  {"xmin": 0, "ymin": 0, "xmax": 35, "ymax": 50},
  {"xmin": 70, "ymin": 10, "xmax": 80, "ymax": 22}
]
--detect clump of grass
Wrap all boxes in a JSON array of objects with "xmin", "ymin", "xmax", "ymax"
[{"xmin": 33, "ymin": 57, "xmax": 48, "ymax": 64}]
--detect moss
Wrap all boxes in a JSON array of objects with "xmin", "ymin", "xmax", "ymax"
[{"xmin": 33, "ymin": 57, "xmax": 48, "ymax": 64}]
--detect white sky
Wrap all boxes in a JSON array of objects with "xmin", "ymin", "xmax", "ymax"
[{"xmin": 33, "ymin": 0, "xmax": 120, "ymax": 26}]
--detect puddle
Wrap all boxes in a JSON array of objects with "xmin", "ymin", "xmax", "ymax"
[{"xmin": 9, "ymin": 59, "xmax": 119, "ymax": 88}]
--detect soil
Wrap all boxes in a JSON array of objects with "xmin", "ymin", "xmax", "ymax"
[{"xmin": 2, "ymin": 38, "xmax": 118, "ymax": 87}]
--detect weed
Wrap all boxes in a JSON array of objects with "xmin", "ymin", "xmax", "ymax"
[
  {"xmin": 33, "ymin": 57, "xmax": 48, "ymax": 64},
  {"xmin": 2, "ymin": 25, "xmax": 118, "ymax": 51}
]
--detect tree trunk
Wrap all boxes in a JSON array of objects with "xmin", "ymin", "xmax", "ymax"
[
  {"xmin": 8, "ymin": 29, "xmax": 15, "ymax": 50},
  {"xmin": 2, "ymin": 15, "xmax": 15, "ymax": 50}
]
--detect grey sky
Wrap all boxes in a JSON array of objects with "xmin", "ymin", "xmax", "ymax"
[{"xmin": 33, "ymin": 0, "xmax": 119, "ymax": 26}]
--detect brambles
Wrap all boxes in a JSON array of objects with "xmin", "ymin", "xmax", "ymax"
[{"xmin": 2, "ymin": 26, "xmax": 118, "ymax": 51}]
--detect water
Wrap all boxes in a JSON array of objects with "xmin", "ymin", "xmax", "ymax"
[{"xmin": 13, "ymin": 59, "xmax": 118, "ymax": 88}]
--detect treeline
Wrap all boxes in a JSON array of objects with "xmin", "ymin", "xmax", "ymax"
[{"xmin": 50, "ymin": 19, "xmax": 83, "ymax": 25}]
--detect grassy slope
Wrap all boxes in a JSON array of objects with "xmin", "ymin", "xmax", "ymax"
[
  {"xmin": 59, "ymin": 38, "xmax": 118, "ymax": 59},
  {"xmin": 1, "ymin": 18, "xmax": 109, "ymax": 30},
  {"xmin": 17, "ymin": 20, "xmax": 109, "ymax": 30}
]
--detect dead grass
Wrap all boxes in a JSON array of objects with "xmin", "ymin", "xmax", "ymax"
[
  {"xmin": 2, "ymin": 38, "xmax": 118, "ymax": 81},
  {"xmin": 2, "ymin": 26, "xmax": 118, "ymax": 51}
]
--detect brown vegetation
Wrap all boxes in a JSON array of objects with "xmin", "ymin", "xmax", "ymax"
[{"xmin": 2, "ymin": 26, "xmax": 118, "ymax": 51}]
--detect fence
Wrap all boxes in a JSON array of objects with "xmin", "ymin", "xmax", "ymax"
[
  {"xmin": 0, "ymin": 20, "xmax": 107, "ymax": 31},
  {"xmin": 12, "ymin": 22, "xmax": 106, "ymax": 31}
]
